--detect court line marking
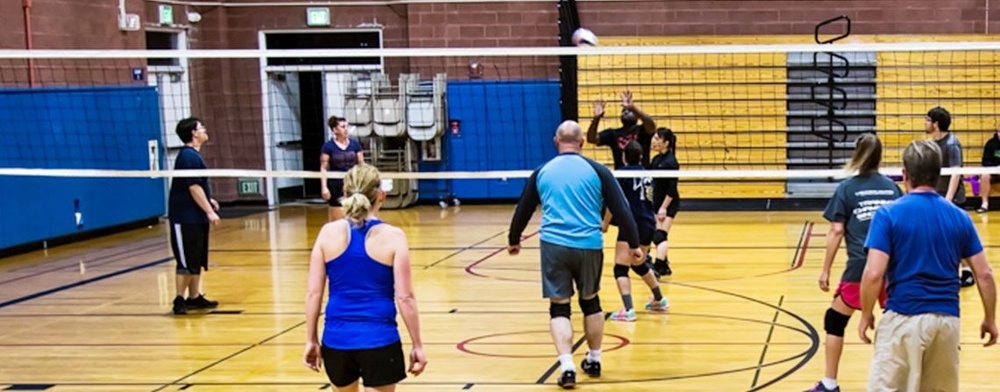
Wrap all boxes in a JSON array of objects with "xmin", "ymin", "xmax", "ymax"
[
  {"xmin": 423, "ymin": 230, "xmax": 509, "ymax": 269},
  {"xmin": 751, "ymin": 295, "xmax": 785, "ymax": 389},
  {"xmin": 792, "ymin": 221, "xmax": 815, "ymax": 269},
  {"xmin": 0, "ymin": 239, "xmax": 164, "ymax": 286},
  {"xmin": 0, "ymin": 257, "xmax": 173, "ymax": 310},
  {"xmin": 150, "ymin": 321, "xmax": 306, "ymax": 392}
]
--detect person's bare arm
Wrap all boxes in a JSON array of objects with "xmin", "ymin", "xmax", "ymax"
[
  {"xmin": 188, "ymin": 184, "xmax": 219, "ymax": 224},
  {"xmin": 391, "ymin": 227, "xmax": 427, "ymax": 375},
  {"xmin": 858, "ymin": 248, "xmax": 889, "ymax": 344},
  {"xmin": 320, "ymin": 153, "xmax": 331, "ymax": 200},
  {"xmin": 586, "ymin": 100, "xmax": 605, "ymax": 145},
  {"xmin": 968, "ymin": 250, "xmax": 998, "ymax": 346},
  {"xmin": 819, "ymin": 222, "xmax": 845, "ymax": 292},
  {"xmin": 303, "ymin": 225, "xmax": 330, "ymax": 371}
]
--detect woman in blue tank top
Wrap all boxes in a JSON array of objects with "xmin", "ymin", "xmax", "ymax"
[{"xmin": 304, "ymin": 164, "xmax": 426, "ymax": 390}]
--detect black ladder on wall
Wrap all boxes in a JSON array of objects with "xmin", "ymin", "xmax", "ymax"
[{"xmin": 785, "ymin": 16, "xmax": 877, "ymax": 198}]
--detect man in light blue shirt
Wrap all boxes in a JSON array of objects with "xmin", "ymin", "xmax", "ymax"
[{"xmin": 508, "ymin": 120, "xmax": 641, "ymax": 389}]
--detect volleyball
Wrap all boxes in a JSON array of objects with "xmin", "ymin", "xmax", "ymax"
[{"xmin": 571, "ymin": 28, "xmax": 598, "ymax": 46}]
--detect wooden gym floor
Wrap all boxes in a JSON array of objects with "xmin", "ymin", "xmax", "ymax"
[{"xmin": 0, "ymin": 204, "xmax": 998, "ymax": 391}]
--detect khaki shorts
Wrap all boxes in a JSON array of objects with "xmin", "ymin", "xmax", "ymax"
[{"xmin": 868, "ymin": 310, "xmax": 960, "ymax": 392}]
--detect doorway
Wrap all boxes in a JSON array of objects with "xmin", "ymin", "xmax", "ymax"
[{"xmin": 260, "ymin": 30, "xmax": 383, "ymax": 205}]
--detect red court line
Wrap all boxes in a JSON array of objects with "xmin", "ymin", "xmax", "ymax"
[
  {"xmin": 792, "ymin": 222, "xmax": 815, "ymax": 270},
  {"xmin": 464, "ymin": 231, "xmax": 538, "ymax": 280},
  {"xmin": 456, "ymin": 330, "xmax": 630, "ymax": 358}
]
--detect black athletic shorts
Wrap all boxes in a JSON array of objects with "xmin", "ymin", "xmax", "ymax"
[
  {"xmin": 617, "ymin": 222, "xmax": 655, "ymax": 246},
  {"xmin": 665, "ymin": 199, "xmax": 679, "ymax": 218},
  {"xmin": 327, "ymin": 179, "xmax": 344, "ymax": 207},
  {"xmin": 170, "ymin": 222, "xmax": 209, "ymax": 275},
  {"xmin": 321, "ymin": 341, "xmax": 407, "ymax": 388}
]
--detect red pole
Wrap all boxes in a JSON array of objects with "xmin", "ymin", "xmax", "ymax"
[{"xmin": 23, "ymin": 0, "xmax": 36, "ymax": 87}]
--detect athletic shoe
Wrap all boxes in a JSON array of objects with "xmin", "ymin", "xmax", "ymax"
[
  {"xmin": 804, "ymin": 381, "xmax": 840, "ymax": 392},
  {"xmin": 580, "ymin": 358, "xmax": 601, "ymax": 377},
  {"xmin": 172, "ymin": 296, "xmax": 187, "ymax": 315},
  {"xmin": 654, "ymin": 259, "xmax": 673, "ymax": 277},
  {"xmin": 609, "ymin": 308, "xmax": 636, "ymax": 322},
  {"xmin": 557, "ymin": 370, "xmax": 576, "ymax": 389},
  {"xmin": 187, "ymin": 295, "xmax": 219, "ymax": 309},
  {"xmin": 646, "ymin": 297, "xmax": 670, "ymax": 312}
]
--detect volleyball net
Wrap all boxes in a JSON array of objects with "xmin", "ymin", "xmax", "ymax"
[{"xmin": 2, "ymin": 41, "xmax": 1000, "ymax": 209}]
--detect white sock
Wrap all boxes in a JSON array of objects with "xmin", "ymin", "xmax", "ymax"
[
  {"xmin": 558, "ymin": 354, "xmax": 575, "ymax": 371},
  {"xmin": 586, "ymin": 349, "xmax": 601, "ymax": 363},
  {"xmin": 821, "ymin": 377, "xmax": 838, "ymax": 389},
  {"xmin": 963, "ymin": 266, "xmax": 973, "ymax": 272}
]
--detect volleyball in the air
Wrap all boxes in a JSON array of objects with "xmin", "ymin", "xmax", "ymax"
[{"xmin": 572, "ymin": 28, "xmax": 598, "ymax": 46}]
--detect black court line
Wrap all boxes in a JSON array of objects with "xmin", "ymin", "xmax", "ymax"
[
  {"xmin": 750, "ymin": 295, "xmax": 785, "ymax": 389},
  {"xmin": 150, "ymin": 321, "xmax": 306, "ymax": 392},
  {"xmin": 0, "ymin": 257, "xmax": 173, "ymax": 310},
  {"xmin": 535, "ymin": 313, "xmax": 611, "ymax": 385},
  {"xmin": 423, "ymin": 230, "xmax": 508, "ymax": 269}
]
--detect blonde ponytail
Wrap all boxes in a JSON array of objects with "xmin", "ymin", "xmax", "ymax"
[{"xmin": 340, "ymin": 164, "xmax": 382, "ymax": 225}]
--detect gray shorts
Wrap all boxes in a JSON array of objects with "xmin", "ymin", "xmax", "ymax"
[{"xmin": 540, "ymin": 240, "xmax": 604, "ymax": 299}]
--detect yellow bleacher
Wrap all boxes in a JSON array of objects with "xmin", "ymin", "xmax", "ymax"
[{"xmin": 578, "ymin": 35, "xmax": 1000, "ymax": 199}]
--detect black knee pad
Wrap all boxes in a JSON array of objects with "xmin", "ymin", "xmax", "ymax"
[
  {"xmin": 613, "ymin": 264, "xmax": 630, "ymax": 279},
  {"xmin": 579, "ymin": 295, "xmax": 602, "ymax": 316},
  {"xmin": 824, "ymin": 308, "xmax": 851, "ymax": 337},
  {"xmin": 550, "ymin": 302, "xmax": 571, "ymax": 320},
  {"xmin": 653, "ymin": 230, "xmax": 667, "ymax": 245},
  {"xmin": 631, "ymin": 262, "xmax": 650, "ymax": 276}
]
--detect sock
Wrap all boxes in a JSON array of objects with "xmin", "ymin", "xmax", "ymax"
[
  {"xmin": 558, "ymin": 354, "xmax": 575, "ymax": 371},
  {"xmin": 821, "ymin": 377, "xmax": 837, "ymax": 390},
  {"xmin": 651, "ymin": 287, "xmax": 663, "ymax": 301},
  {"xmin": 621, "ymin": 294, "xmax": 633, "ymax": 311},
  {"xmin": 586, "ymin": 349, "xmax": 601, "ymax": 363}
]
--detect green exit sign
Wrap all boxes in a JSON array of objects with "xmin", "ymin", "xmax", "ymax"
[
  {"xmin": 238, "ymin": 178, "xmax": 262, "ymax": 196},
  {"xmin": 159, "ymin": 5, "xmax": 174, "ymax": 25},
  {"xmin": 306, "ymin": 7, "xmax": 330, "ymax": 27}
]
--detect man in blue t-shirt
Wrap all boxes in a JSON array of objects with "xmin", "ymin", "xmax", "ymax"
[
  {"xmin": 168, "ymin": 117, "xmax": 221, "ymax": 315},
  {"xmin": 859, "ymin": 139, "xmax": 997, "ymax": 391},
  {"xmin": 508, "ymin": 120, "xmax": 641, "ymax": 389}
]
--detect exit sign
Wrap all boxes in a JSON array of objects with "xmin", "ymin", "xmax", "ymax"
[
  {"xmin": 306, "ymin": 7, "xmax": 330, "ymax": 27},
  {"xmin": 159, "ymin": 5, "xmax": 174, "ymax": 25},
  {"xmin": 238, "ymin": 178, "xmax": 262, "ymax": 196}
]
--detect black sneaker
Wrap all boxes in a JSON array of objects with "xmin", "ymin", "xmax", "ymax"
[
  {"xmin": 186, "ymin": 295, "xmax": 220, "ymax": 310},
  {"xmin": 804, "ymin": 381, "xmax": 840, "ymax": 392},
  {"xmin": 557, "ymin": 370, "xmax": 576, "ymax": 389},
  {"xmin": 172, "ymin": 296, "xmax": 187, "ymax": 315},
  {"xmin": 580, "ymin": 358, "xmax": 601, "ymax": 377},
  {"xmin": 961, "ymin": 269, "xmax": 976, "ymax": 287},
  {"xmin": 654, "ymin": 259, "xmax": 673, "ymax": 277}
]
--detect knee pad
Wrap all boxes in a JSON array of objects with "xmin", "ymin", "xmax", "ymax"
[
  {"xmin": 824, "ymin": 308, "xmax": 851, "ymax": 337},
  {"xmin": 631, "ymin": 262, "xmax": 650, "ymax": 276},
  {"xmin": 613, "ymin": 264, "xmax": 630, "ymax": 279},
  {"xmin": 579, "ymin": 295, "xmax": 602, "ymax": 316},
  {"xmin": 653, "ymin": 230, "xmax": 668, "ymax": 245},
  {"xmin": 550, "ymin": 302, "xmax": 571, "ymax": 320}
]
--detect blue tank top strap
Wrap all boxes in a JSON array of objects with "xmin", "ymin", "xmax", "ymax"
[{"xmin": 344, "ymin": 218, "xmax": 383, "ymax": 247}]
